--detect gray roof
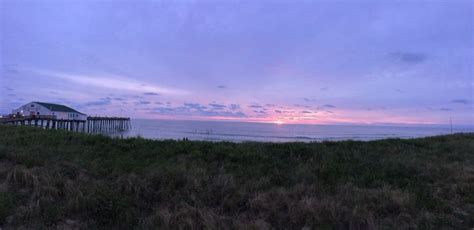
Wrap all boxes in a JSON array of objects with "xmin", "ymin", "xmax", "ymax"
[{"xmin": 34, "ymin": 102, "xmax": 86, "ymax": 115}]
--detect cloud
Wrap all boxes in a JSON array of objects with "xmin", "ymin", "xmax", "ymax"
[
  {"xmin": 320, "ymin": 87, "xmax": 328, "ymax": 91},
  {"xmin": 2, "ymin": 64, "xmax": 19, "ymax": 74},
  {"xmin": 304, "ymin": 98, "xmax": 317, "ymax": 102},
  {"xmin": 440, "ymin": 108, "xmax": 453, "ymax": 111},
  {"xmin": 150, "ymin": 104, "xmax": 246, "ymax": 118},
  {"xmin": 294, "ymin": 104, "xmax": 310, "ymax": 108},
  {"xmin": 144, "ymin": 92, "xmax": 159, "ymax": 96},
  {"xmin": 234, "ymin": 112, "xmax": 246, "ymax": 117},
  {"xmin": 136, "ymin": 100, "xmax": 151, "ymax": 105},
  {"xmin": 301, "ymin": 111, "xmax": 312, "ymax": 114},
  {"xmin": 201, "ymin": 110, "xmax": 246, "ymax": 117},
  {"xmin": 150, "ymin": 107, "xmax": 179, "ymax": 114},
  {"xmin": 248, "ymin": 104, "xmax": 263, "ymax": 109},
  {"xmin": 5, "ymin": 87, "xmax": 13, "ymax": 91},
  {"xmin": 275, "ymin": 110, "xmax": 282, "ymax": 113},
  {"xmin": 84, "ymin": 98, "xmax": 111, "ymax": 107},
  {"xmin": 390, "ymin": 52, "xmax": 427, "ymax": 64},
  {"xmin": 451, "ymin": 99, "xmax": 470, "ymax": 104},
  {"xmin": 184, "ymin": 103, "xmax": 207, "ymax": 110},
  {"xmin": 323, "ymin": 104, "xmax": 336, "ymax": 108},
  {"xmin": 6, "ymin": 69, "xmax": 19, "ymax": 74},
  {"xmin": 229, "ymin": 104, "xmax": 240, "ymax": 110},
  {"xmin": 217, "ymin": 85, "xmax": 226, "ymax": 89},
  {"xmin": 209, "ymin": 103, "xmax": 226, "ymax": 110},
  {"xmin": 31, "ymin": 69, "xmax": 189, "ymax": 96}
]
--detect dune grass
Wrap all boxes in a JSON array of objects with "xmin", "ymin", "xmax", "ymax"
[{"xmin": 0, "ymin": 125, "xmax": 473, "ymax": 229}]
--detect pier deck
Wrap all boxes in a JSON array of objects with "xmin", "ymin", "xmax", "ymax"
[{"xmin": 0, "ymin": 115, "xmax": 131, "ymax": 133}]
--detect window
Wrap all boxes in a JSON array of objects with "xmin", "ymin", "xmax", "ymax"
[{"xmin": 30, "ymin": 104, "xmax": 34, "ymax": 107}]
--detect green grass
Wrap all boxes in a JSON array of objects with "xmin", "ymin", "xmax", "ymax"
[{"xmin": 0, "ymin": 125, "xmax": 473, "ymax": 229}]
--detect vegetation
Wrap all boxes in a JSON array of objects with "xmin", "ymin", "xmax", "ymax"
[{"xmin": 0, "ymin": 125, "xmax": 473, "ymax": 229}]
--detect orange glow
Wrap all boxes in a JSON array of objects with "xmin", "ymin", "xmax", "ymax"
[{"xmin": 133, "ymin": 104, "xmax": 448, "ymax": 126}]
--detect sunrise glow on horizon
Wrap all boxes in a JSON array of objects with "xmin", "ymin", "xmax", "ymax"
[{"xmin": 1, "ymin": 1, "xmax": 473, "ymax": 125}]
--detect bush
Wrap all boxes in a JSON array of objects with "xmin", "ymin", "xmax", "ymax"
[
  {"xmin": 0, "ymin": 125, "xmax": 473, "ymax": 229},
  {"xmin": 0, "ymin": 192, "xmax": 16, "ymax": 225}
]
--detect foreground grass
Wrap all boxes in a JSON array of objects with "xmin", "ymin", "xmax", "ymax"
[{"xmin": 0, "ymin": 125, "xmax": 473, "ymax": 229}]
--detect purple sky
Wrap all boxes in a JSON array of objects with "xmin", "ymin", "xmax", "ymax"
[{"xmin": 1, "ymin": 0, "xmax": 473, "ymax": 125}]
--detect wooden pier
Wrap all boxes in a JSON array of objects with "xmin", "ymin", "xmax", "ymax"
[
  {"xmin": 86, "ymin": 117, "xmax": 131, "ymax": 133},
  {"xmin": 0, "ymin": 115, "xmax": 131, "ymax": 133}
]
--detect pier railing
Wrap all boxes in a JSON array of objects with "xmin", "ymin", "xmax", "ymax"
[{"xmin": 0, "ymin": 115, "xmax": 131, "ymax": 133}]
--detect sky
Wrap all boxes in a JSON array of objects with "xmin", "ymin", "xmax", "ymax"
[{"xmin": 1, "ymin": 0, "xmax": 473, "ymax": 125}]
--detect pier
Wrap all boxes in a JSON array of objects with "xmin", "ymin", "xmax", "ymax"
[
  {"xmin": 86, "ymin": 117, "xmax": 131, "ymax": 133},
  {"xmin": 0, "ymin": 115, "xmax": 131, "ymax": 133}
]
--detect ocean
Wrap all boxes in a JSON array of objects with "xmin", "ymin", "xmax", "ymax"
[{"xmin": 109, "ymin": 119, "xmax": 474, "ymax": 142}]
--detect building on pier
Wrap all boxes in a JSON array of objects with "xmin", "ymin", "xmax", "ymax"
[{"xmin": 12, "ymin": 102, "xmax": 87, "ymax": 120}]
